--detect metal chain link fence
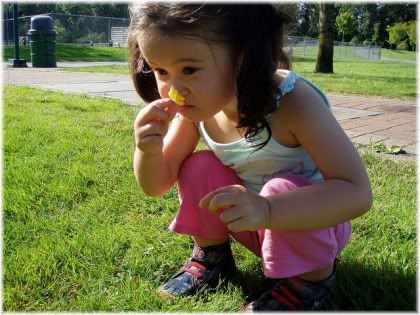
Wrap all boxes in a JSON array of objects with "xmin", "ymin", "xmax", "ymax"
[
  {"xmin": 3, "ymin": 13, "xmax": 130, "ymax": 47},
  {"xmin": 3, "ymin": 13, "xmax": 381, "ymax": 60},
  {"xmin": 287, "ymin": 35, "xmax": 381, "ymax": 60}
]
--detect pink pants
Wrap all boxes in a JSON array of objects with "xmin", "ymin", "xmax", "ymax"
[{"xmin": 169, "ymin": 150, "xmax": 351, "ymax": 278}]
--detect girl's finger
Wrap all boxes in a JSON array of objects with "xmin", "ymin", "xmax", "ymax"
[
  {"xmin": 135, "ymin": 108, "xmax": 167, "ymax": 127},
  {"xmin": 207, "ymin": 192, "xmax": 237, "ymax": 213},
  {"xmin": 135, "ymin": 100, "xmax": 177, "ymax": 127},
  {"xmin": 199, "ymin": 185, "xmax": 245, "ymax": 209},
  {"xmin": 219, "ymin": 207, "xmax": 242, "ymax": 224},
  {"xmin": 137, "ymin": 121, "xmax": 166, "ymax": 138},
  {"xmin": 152, "ymin": 99, "xmax": 179, "ymax": 123},
  {"xmin": 227, "ymin": 218, "xmax": 246, "ymax": 233},
  {"xmin": 161, "ymin": 99, "xmax": 179, "ymax": 121}
]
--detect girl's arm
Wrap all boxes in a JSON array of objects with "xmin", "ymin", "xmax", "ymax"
[
  {"xmin": 265, "ymin": 79, "xmax": 373, "ymax": 230},
  {"xmin": 134, "ymin": 104, "xmax": 200, "ymax": 196}
]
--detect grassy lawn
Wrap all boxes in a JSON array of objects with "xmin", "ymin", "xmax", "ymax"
[
  {"xmin": 62, "ymin": 64, "xmax": 130, "ymax": 74},
  {"xmin": 3, "ymin": 44, "xmax": 128, "ymax": 62},
  {"xmin": 290, "ymin": 56, "xmax": 416, "ymax": 99},
  {"xmin": 293, "ymin": 45, "xmax": 416, "ymax": 62},
  {"xmin": 4, "ymin": 86, "xmax": 416, "ymax": 311},
  {"xmin": 380, "ymin": 48, "xmax": 416, "ymax": 61}
]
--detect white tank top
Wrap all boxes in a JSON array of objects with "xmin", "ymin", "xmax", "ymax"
[{"xmin": 199, "ymin": 70, "xmax": 331, "ymax": 193}]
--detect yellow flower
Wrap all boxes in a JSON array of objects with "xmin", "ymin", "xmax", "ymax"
[{"xmin": 168, "ymin": 87, "xmax": 185, "ymax": 106}]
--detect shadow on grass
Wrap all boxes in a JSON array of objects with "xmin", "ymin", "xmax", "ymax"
[{"xmin": 230, "ymin": 259, "xmax": 416, "ymax": 311}]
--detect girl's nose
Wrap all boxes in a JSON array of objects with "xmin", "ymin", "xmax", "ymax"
[
  {"xmin": 175, "ymin": 85, "xmax": 188, "ymax": 96},
  {"xmin": 170, "ymin": 85, "xmax": 189, "ymax": 97}
]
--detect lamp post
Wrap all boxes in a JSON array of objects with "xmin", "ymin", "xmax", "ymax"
[{"xmin": 9, "ymin": 3, "xmax": 27, "ymax": 67}]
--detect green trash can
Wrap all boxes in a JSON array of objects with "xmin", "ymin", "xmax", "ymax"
[{"xmin": 27, "ymin": 15, "xmax": 57, "ymax": 67}]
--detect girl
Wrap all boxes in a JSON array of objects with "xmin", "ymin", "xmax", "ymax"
[{"xmin": 129, "ymin": 3, "xmax": 372, "ymax": 311}]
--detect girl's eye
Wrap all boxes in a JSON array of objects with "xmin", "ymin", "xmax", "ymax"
[
  {"xmin": 183, "ymin": 67, "xmax": 198, "ymax": 75},
  {"xmin": 154, "ymin": 68, "xmax": 167, "ymax": 76}
]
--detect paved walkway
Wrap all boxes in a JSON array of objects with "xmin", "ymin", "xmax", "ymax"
[{"xmin": 3, "ymin": 62, "xmax": 417, "ymax": 155}]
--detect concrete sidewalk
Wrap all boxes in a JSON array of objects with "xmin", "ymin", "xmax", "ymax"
[{"xmin": 3, "ymin": 62, "xmax": 417, "ymax": 155}]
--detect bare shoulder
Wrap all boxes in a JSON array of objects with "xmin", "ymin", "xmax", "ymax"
[
  {"xmin": 271, "ymin": 74, "xmax": 331, "ymax": 126},
  {"xmin": 270, "ymin": 73, "xmax": 332, "ymax": 147}
]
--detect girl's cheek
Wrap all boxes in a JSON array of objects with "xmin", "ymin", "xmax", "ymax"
[{"xmin": 156, "ymin": 81, "xmax": 168, "ymax": 98}]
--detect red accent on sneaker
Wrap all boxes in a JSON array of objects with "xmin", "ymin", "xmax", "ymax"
[
  {"xmin": 271, "ymin": 291, "xmax": 296, "ymax": 310},
  {"xmin": 182, "ymin": 267, "xmax": 202, "ymax": 278},
  {"xmin": 278, "ymin": 285, "xmax": 304, "ymax": 306},
  {"xmin": 190, "ymin": 261, "xmax": 207, "ymax": 271},
  {"xmin": 181, "ymin": 261, "xmax": 208, "ymax": 279}
]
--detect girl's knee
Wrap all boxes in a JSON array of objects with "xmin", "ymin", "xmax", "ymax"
[
  {"xmin": 178, "ymin": 150, "xmax": 240, "ymax": 187},
  {"xmin": 180, "ymin": 150, "xmax": 222, "ymax": 178},
  {"xmin": 260, "ymin": 175, "xmax": 312, "ymax": 197}
]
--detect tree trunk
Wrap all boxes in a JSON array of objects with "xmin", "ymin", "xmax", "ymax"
[{"xmin": 315, "ymin": 3, "xmax": 335, "ymax": 73}]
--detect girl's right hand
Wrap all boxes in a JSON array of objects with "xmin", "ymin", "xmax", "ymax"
[{"xmin": 133, "ymin": 99, "xmax": 178, "ymax": 155}]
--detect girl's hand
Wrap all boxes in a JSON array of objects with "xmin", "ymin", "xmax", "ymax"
[
  {"xmin": 134, "ymin": 99, "xmax": 178, "ymax": 155},
  {"xmin": 199, "ymin": 185, "xmax": 271, "ymax": 232}
]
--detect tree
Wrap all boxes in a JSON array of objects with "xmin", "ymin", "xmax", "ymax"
[
  {"xmin": 372, "ymin": 23, "xmax": 381, "ymax": 46},
  {"xmin": 377, "ymin": 3, "xmax": 416, "ymax": 48},
  {"xmin": 359, "ymin": 4, "xmax": 379, "ymax": 42},
  {"xmin": 4, "ymin": 3, "xmax": 129, "ymax": 18},
  {"xmin": 315, "ymin": 3, "xmax": 335, "ymax": 73},
  {"xmin": 386, "ymin": 22, "xmax": 409, "ymax": 50},
  {"xmin": 295, "ymin": 3, "xmax": 319, "ymax": 38},
  {"xmin": 336, "ymin": 11, "xmax": 356, "ymax": 42},
  {"xmin": 407, "ymin": 21, "xmax": 416, "ymax": 50}
]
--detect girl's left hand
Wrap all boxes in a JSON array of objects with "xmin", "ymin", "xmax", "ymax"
[{"xmin": 199, "ymin": 185, "xmax": 270, "ymax": 232}]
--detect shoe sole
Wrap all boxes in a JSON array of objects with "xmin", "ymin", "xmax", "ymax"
[{"xmin": 158, "ymin": 288, "xmax": 176, "ymax": 299}]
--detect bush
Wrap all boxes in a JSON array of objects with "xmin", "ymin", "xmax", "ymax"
[
  {"xmin": 351, "ymin": 36, "xmax": 360, "ymax": 44},
  {"xmin": 76, "ymin": 32, "xmax": 107, "ymax": 44},
  {"xmin": 386, "ymin": 21, "xmax": 416, "ymax": 50},
  {"xmin": 397, "ymin": 39, "xmax": 409, "ymax": 51},
  {"xmin": 362, "ymin": 39, "xmax": 372, "ymax": 46}
]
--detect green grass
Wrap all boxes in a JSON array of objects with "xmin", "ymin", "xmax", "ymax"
[
  {"xmin": 293, "ymin": 45, "xmax": 416, "ymax": 62},
  {"xmin": 4, "ymin": 86, "xmax": 416, "ymax": 311},
  {"xmin": 3, "ymin": 44, "xmax": 128, "ymax": 62},
  {"xmin": 291, "ymin": 56, "xmax": 416, "ymax": 99},
  {"xmin": 62, "ymin": 64, "xmax": 130, "ymax": 74},
  {"xmin": 380, "ymin": 48, "xmax": 417, "ymax": 61}
]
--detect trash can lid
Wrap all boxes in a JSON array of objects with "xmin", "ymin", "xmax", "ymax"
[{"xmin": 29, "ymin": 15, "xmax": 56, "ymax": 34}]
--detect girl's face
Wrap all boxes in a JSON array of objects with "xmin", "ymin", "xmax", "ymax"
[{"xmin": 138, "ymin": 31, "xmax": 238, "ymax": 121}]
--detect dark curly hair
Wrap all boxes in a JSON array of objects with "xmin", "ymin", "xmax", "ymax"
[{"xmin": 128, "ymin": 3, "xmax": 292, "ymax": 150}]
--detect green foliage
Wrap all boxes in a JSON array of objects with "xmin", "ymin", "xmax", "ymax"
[
  {"xmin": 351, "ymin": 36, "xmax": 360, "ymax": 45},
  {"xmin": 397, "ymin": 40, "xmax": 409, "ymax": 51},
  {"xmin": 4, "ymin": 3, "xmax": 128, "ymax": 18},
  {"xmin": 336, "ymin": 11, "xmax": 357, "ymax": 41},
  {"xmin": 406, "ymin": 21, "xmax": 416, "ymax": 47},
  {"xmin": 76, "ymin": 32, "xmax": 107, "ymax": 43},
  {"xmin": 372, "ymin": 143, "xmax": 406, "ymax": 155},
  {"xmin": 386, "ymin": 21, "xmax": 416, "ymax": 50},
  {"xmin": 54, "ymin": 20, "xmax": 67, "ymax": 42},
  {"xmin": 372, "ymin": 23, "xmax": 381, "ymax": 46}
]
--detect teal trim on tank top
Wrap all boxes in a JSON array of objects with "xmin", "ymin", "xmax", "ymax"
[{"xmin": 199, "ymin": 70, "xmax": 328, "ymax": 193}]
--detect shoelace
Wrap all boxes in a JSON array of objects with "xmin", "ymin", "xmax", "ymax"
[{"xmin": 181, "ymin": 260, "xmax": 208, "ymax": 279}]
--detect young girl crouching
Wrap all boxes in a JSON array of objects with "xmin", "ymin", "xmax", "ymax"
[{"xmin": 129, "ymin": 3, "xmax": 372, "ymax": 311}]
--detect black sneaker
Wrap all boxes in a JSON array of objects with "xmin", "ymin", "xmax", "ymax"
[
  {"xmin": 242, "ymin": 270, "xmax": 336, "ymax": 311},
  {"xmin": 159, "ymin": 241, "xmax": 236, "ymax": 298}
]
